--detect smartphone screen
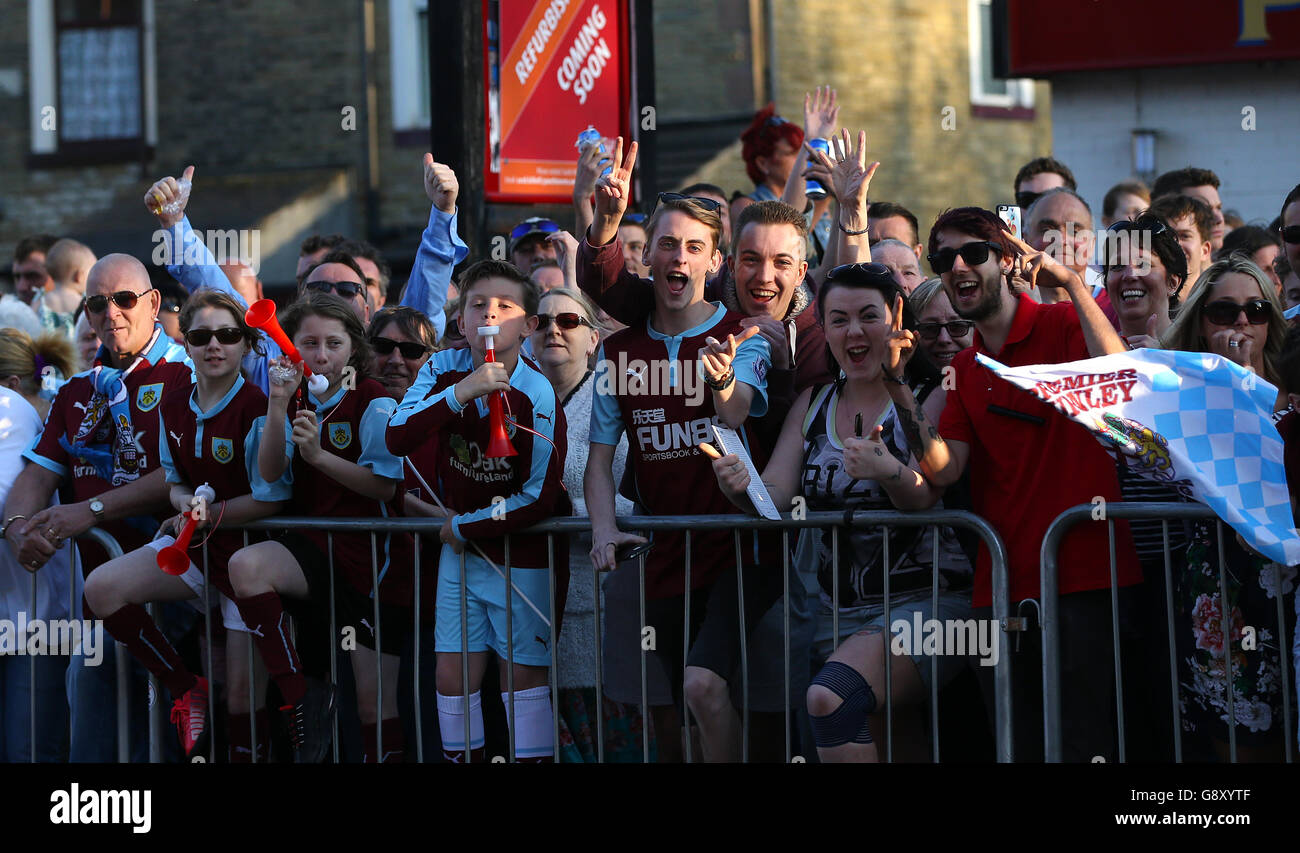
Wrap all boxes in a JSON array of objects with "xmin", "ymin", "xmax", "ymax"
[{"xmin": 996, "ymin": 204, "xmax": 1022, "ymax": 240}]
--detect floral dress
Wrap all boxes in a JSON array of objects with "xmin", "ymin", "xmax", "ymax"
[{"xmin": 1175, "ymin": 523, "xmax": 1297, "ymax": 745}]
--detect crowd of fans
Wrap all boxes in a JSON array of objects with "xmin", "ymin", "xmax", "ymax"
[{"xmin": 2, "ymin": 87, "xmax": 1299, "ymax": 764}]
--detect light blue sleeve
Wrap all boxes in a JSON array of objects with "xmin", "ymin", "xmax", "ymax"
[
  {"xmin": 399, "ymin": 204, "xmax": 468, "ymax": 341},
  {"xmin": 246, "ymin": 416, "xmax": 292, "ymax": 501},
  {"xmin": 588, "ymin": 344, "xmax": 624, "ymax": 445},
  {"xmin": 358, "ymin": 396, "xmax": 403, "ymax": 480},
  {"xmin": 158, "ymin": 410, "xmax": 183, "ymax": 485},
  {"xmin": 160, "ymin": 216, "xmax": 246, "ymax": 307},
  {"xmin": 732, "ymin": 333, "xmax": 771, "ymax": 418}
]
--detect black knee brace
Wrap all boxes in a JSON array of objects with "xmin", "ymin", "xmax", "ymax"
[{"xmin": 809, "ymin": 661, "xmax": 876, "ymax": 747}]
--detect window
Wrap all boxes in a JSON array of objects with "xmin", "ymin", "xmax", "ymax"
[
  {"xmin": 389, "ymin": 0, "xmax": 431, "ymax": 137},
  {"xmin": 29, "ymin": 0, "xmax": 157, "ymax": 164},
  {"xmin": 968, "ymin": 0, "xmax": 1034, "ymax": 115}
]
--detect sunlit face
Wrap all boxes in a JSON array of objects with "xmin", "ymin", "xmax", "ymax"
[
  {"xmin": 869, "ymin": 216, "xmax": 917, "ymax": 251},
  {"xmin": 75, "ymin": 312, "xmax": 100, "ymax": 370},
  {"xmin": 84, "ymin": 261, "xmax": 160, "ymax": 362},
  {"xmin": 1103, "ymin": 193, "xmax": 1148, "ymax": 228},
  {"xmin": 293, "ymin": 315, "xmax": 353, "ymax": 395},
  {"xmin": 645, "ymin": 211, "xmax": 721, "ymax": 314},
  {"xmin": 12, "ymin": 254, "xmax": 49, "ymax": 304},
  {"xmin": 822, "ymin": 286, "xmax": 893, "ymax": 381},
  {"xmin": 934, "ymin": 229, "xmax": 1010, "ymax": 323},
  {"xmin": 874, "ymin": 242, "xmax": 924, "ymax": 294},
  {"xmin": 457, "ymin": 276, "xmax": 537, "ymax": 363},
  {"xmin": 915, "ymin": 290, "xmax": 973, "ymax": 368},
  {"xmin": 730, "ymin": 222, "xmax": 806, "ymax": 318},
  {"xmin": 369, "ymin": 320, "xmax": 432, "ymax": 400},
  {"xmin": 1168, "ymin": 214, "xmax": 1211, "ymax": 288},
  {"xmin": 1182, "ymin": 184, "xmax": 1225, "ymax": 250},
  {"xmin": 619, "ymin": 224, "xmax": 649, "ymax": 277},
  {"xmin": 530, "ymin": 293, "xmax": 598, "ymax": 374},
  {"xmin": 304, "ymin": 262, "xmax": 368, "ymax": 322},
  {"xmin": 1027, "ymin": 194, "xmax": 1093, "ymax": 273},
  {"xmin": 1197, "ymin": 272, "xmax": 1271, "ymax": 356},
  {"xmin": 1105, "ymin": 245, "xmax": 1178, "ymax": 334},
  {"xmin": 185, "ymin": 306, "xmax": 249, "ymax": 385}
]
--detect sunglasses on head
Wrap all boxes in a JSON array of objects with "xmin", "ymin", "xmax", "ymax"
[
  {"xmin": 927, "ymin": 241, "xmax": 1003, "ymax": 274},
  {"xmin": 651, "ymin": 192, "xmax": 723, "ymax": 216},
  {"xmin": 185, "ymin": 327, "xmax": 244, "ymax": 346},
  {"xmin": 1280, "ymin": 225, "xmax": 1300, "ymax": 244},
  {"xmin": 1107, "ymin": 216, "xmax": 1168, "ymax": 237},
  {"xmin": 916, "ymin": 320, "xmax": 975, "ymax": 342},
  {"xmin": 826, "ymin": 261, "xmax": 895, "ymax": 284},
  {"xmin": 305, "ymin": 280, "xmax": 362, "ymax": 300},
  {"xmin": 509, "ymin": 218, "xmax": 561, "ymax": 242},
  {"xmin": 536, "ymin": 312, "xmax": 593, "ymax": 331},
  {"xmin": 372, "ymin": 336, "xmax": 432, "ymax": 359},
  {"xmin": 85, "ymin": 288, "xmax": 153, "ymax": 314},
  {"xmin": 1201, "ymin": 299, "xmax": 1271, "ymax": 326}
]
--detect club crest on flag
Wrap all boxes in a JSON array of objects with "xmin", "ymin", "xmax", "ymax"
[
  {"xmin": 328, "ymin": 422, "xmax": 352, "ymax": 450},
  {"xmin": 211, "ymin": 437, "xmax": 234, "ymax": 464},
  {"xmin": 136, "ymin": 383, "xmax": 164, "ymax": 412}
]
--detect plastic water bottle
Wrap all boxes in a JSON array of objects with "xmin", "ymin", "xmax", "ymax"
[
  {"xmin": 160, "ymin": 178, "xmax": 191, "ymax": 216},
  {"xmin": 805, "ymin": 138, "xmax": 829, "ymax": 200},
  {"xmin": 575, "ymin": 126, "xmax": 613, "ymax": 178}
]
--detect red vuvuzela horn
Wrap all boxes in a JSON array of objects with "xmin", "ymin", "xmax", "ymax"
[
  {"xmin": 245, "ymin": 299, "xmax": 328, "ymax": 394},
  {"xmin": 157, "ymin": 512, "xmax": 199, "ymax": 575},
  {"xmin": 479, "ymin": 326, "xmax": 517, "ymax": 458}
]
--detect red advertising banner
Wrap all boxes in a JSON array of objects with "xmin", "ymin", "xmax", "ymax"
[
  {"xmin": 1003, "ymin": 0, "xmax": 1300, "ymax": 75},
  {"xmin": 483, "ymin": 0, "xmax": 632, "ymax": 203}
]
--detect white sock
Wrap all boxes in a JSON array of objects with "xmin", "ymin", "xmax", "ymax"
[
  {"xmin": 501, "ymin": 686, "xmax": 554, "ymax": 759},
  {"xmin": 436, "ymin": 691, "xmax": 484, "ymax": 755}
]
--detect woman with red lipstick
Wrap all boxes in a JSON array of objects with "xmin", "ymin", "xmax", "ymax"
[{"xmin": 1101, "ymin": 216, "xmax": 1187, "ymax": 350}]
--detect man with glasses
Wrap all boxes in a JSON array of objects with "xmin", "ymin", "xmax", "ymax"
[
  {"xmin": 886, "ymin": 206, "xmax": 1139, "ymax": 762},
  {"xmin": 3, "ymin": 253, "xmax": 194, "ymax": 761},
  {"xmin": 10, "ymin": 234, "xmax": 58, "ymax": 305},
  {"xmin": 301, "ymin": 251, "xmax": 371, "ymax": 322},
  {"xmin": 1279, "ymin": 183, "xmax": 1300, "ymax": 285},
  {"xmin": 1013, "ymin": 156, "xmax": 1077, "ymax": 212}
]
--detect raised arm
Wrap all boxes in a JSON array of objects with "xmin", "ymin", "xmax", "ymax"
[
  {"xmin": 573, "ymin": 139, "xmax": 611, "ymax": 236},
  {"xmin": 809, "ymin": 130, "xmax": 879, "ymax": 269},
  {"xmin": 399, "ymin": 154, "xmax": 468, "ymax": 341},
  {"xmin": 699, "ymin": 326, "xmax": 771, "ymax": 429},
  {"xmin": 1006, "ymin": 233, "xmax": 1125, "ymax": 357},
  {"xmin": 144, "ymin": 166, "xmax": 244, "ymax": 303}
]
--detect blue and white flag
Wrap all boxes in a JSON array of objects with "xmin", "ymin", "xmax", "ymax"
[{"xmin": 976, "ymin": 348, "xmax": 1300, "ymax": 567}]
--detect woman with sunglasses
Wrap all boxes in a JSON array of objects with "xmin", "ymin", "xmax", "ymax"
[
  {"xmin": 526, "ymin": 287, "xmax": 654, "ymax": 761},
  {"xmin": 1101, "ymin": 217, "xmax": 1187, "ymax": 350},
  {"xmin": 702, "ymin": 263, "xmax": 970, "ymax": 762},
  {"xmin": 81, "ymin": 290, "xmax": 288, "ymax": 761},
  {"xmin": 1160, "ymin": 255, "xmax": 1296, "ymax": 759}
]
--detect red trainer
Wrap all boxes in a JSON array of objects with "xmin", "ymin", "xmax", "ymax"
[{"xmin": 170, "ymin": 677, "xmax": 209, "ymax": 758}]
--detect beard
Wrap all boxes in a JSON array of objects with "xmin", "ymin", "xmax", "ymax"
[{"xmin": 950, "ymin": 270, "xmax": 1005, "ymax": 323}]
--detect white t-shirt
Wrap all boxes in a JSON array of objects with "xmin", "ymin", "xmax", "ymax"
[{"xmin": 0, "ymin": 386, "xmax": 79, "ymax": 623}]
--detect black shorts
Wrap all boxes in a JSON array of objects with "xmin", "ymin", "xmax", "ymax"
[
  {"xmin": 642, "ymin": 561, "xmax": 784, "ymax": 712},
  {"xmin": 274, "ymin": 531, "xmax": 411, "ymax": 657}
]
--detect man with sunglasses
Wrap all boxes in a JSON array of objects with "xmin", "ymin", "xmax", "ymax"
[
  {"xmin": 1280, "ymin": 183, "xmax": 1300, "ymax": 285},
  {"xmin": 301, "ymin": 251, "xmax": 371, "ymax": 322},
  {"xmin": 888, "ymin": 207, "xmax": 1138, "ymax": 761},
  {"xmin": 4, "ymin": 253, "xmax": 195, "ymax": 760}
]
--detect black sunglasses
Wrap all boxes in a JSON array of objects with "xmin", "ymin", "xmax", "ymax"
[
  {"xmin": 305, "ymin": 280, "xmax": 362, "ymax": 300},
  {"xmin": 1014, "ymin": 191, "xmax": 1040, "ymax": 210},
  {"xmin": 1202, "ymin": 299, "xmax": 1271, "ymax": 326},
  {"xmin": 826, "ymin": 261, "xmax": 896, "ymax": 284},
  {"xmin": 927, "ymin": 241, "xmax": 1003, "ymax": 274},
  {"xmin": 372, "ymin": 336, "xmax": 432, "ymax": 359},
  {"xmin": 1106, "ymin": 216, "xmax": 1168, "ymax": 237},
  {"xmin": 651, "ymin": 192, "xmax": 723, "ymax": 216},
  {"xmin": 536, "ymin": 312, "xmax": 593, "ymax": 331},
  {"xmin": 185, "ymin": 327, "xmax": 244, "ymax": 346},
  {"xmin": 916, "ymin": 320, "xmax": 975, "ymax": 341},
  {"xmin": 85, "ymin": 288, "xmax": 153, "ymax": 314},
  {"xmin": 1280, "ymin": 225, "xmax": 1300, "ymax": 244}
]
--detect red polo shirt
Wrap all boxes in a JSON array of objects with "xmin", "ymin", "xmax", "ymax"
[{"xmin": 938, "ymin": 293, "xmax": 1140, "ymax": 607}]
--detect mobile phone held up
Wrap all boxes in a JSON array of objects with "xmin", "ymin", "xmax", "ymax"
[{"xmin": 996, "ymin": 204, "xmax": 1022, "ymax": 241}]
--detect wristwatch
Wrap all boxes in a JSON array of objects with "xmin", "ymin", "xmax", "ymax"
[{"xmin": 89, "ymin": 498, "xmax": 105, "ymax": 521}]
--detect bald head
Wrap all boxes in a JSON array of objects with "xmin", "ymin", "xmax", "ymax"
[
  {"xmin": 85, "ymin": 254, "xmax": 159, "ymax": 366},
  {"xmin": 44, "ymin": 238, "xmax": 97, "ymax": 286},
  {"xmin": 87, "ymin": 253, "xmax": 152, "ymax": 294},
  {"xmin": 1026, "ymin": 188, "xmax": 1095, "ymax": 272}
]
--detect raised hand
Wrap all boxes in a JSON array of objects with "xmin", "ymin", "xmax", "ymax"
[
  {"xmin": 1005, "ymin": 232, "xmax": 1082, "ymax": 294},
  {"xmin": 843, "ymin": 425, "xmax": 901, "ymax": 482},
  {"xmin": 699, "ymin": 326, "xmax": 762, "ymax": 384},
  {"xmin": 803, "ymin": 86, "xmax": 839, "ymax": 141},
  {"xmin": 424, "ymin": 154, "xmax": 459, "ymax": 213},
  {"xmin": 806, "ymin": 129, "xmax": 878, "ymax": 215},
  {"xmin": 574, "ymin": 139, "xmax": 613, "ymax": 202},
  {"xmin": 591, "ymin": 137, "xmax": 639, "ymax": 244},
  {"xmin": 882, "ymin": 293, "xmax": 916, "ymax": 380},
  {"xmin": 1208, "ymin": 328, "xmax": 1255, "ymax": 369},
  {"xmin": 267, "ymin": 355, "xmax": 303, "ymax": 408},
  {"xmin": 144, "ymin": 165, "xmax": 195, "ymax": 228}
]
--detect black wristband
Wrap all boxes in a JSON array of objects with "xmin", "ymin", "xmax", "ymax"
[
  {"xmin": 882, "ymin": 371, "xmax": 908, "ymax": 386},
  {"xmin": 838, "ymin": 220, "xmax": 869, "ymax": 236},
  {"xmin": 704, "ymin": 367, "xmax": 736, "ymax": 391}
]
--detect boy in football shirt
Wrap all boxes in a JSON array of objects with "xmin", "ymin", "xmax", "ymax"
[
  {"xmin": 581, "ymin": 139, "xmax": 772, "ymax": 762},
  {"xmin": 387, "ymin": 260, "xmax": 569, "ymax": 762}
]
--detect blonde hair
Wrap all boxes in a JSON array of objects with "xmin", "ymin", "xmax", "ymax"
[
  {"xmin": 0, "ymin": 329, "xmax": 78, "ymax": 395},
  {"xmin": 1161, "ymin": 253, "xmax": 1286, "ymax": 387},
  {"xmin": 908, "ymin": 278, "xmax": 946, "ymax": 315}
]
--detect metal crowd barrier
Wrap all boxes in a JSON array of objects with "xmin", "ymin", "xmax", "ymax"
[
  {"xmin": 29, "ymin": 510, "xmax": 1010, "ymax": 763},
  {"xmin": 1040, "ymin": 501, "xmax": 1297, "ymax": 764}
]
